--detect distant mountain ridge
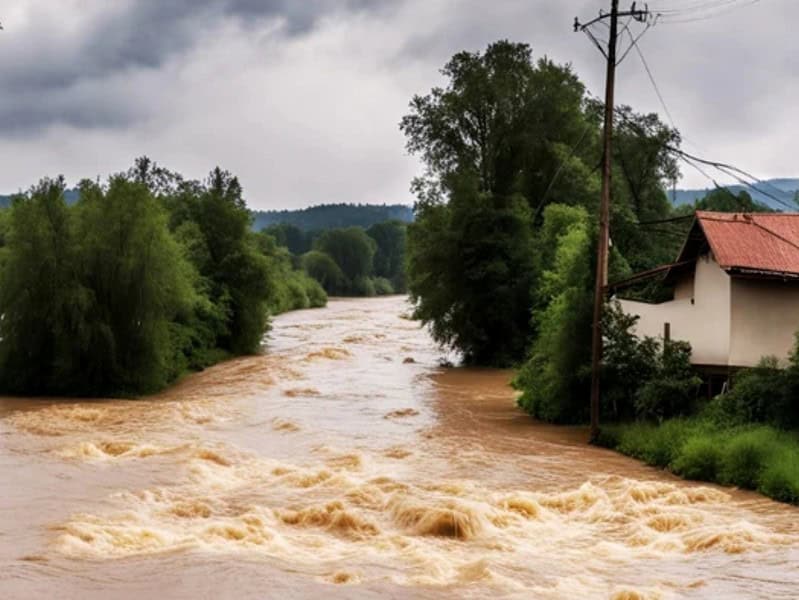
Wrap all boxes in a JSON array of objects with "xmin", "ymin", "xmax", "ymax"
[
  {"xmin": 0, "ymin": 188, "xmax": 80, "ymax": 208},
  {"xmin": 672, "ymin": 178, "xmax": 799, "ymax": 211},
  {"xmin": 251, "ymin": 203, "xmax": 414, "ymax": 231},
  {"xmin": 0, "ymin": 192, "xmax": 414, "ymax": 233}
]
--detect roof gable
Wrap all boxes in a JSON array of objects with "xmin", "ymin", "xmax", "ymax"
[{"xmin": 692, "ymin": 211, "xmax": 799, "ymax": 277}]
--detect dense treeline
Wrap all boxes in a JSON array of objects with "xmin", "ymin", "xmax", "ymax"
[
  {"xmin": 252, "ymin": 203, "xmax": 413, "ymax": 232},
  {"xmin": 0, "ymin": 159, "xmax": 325, "ymax": 396},
  {"xmin": 402, "ymin": 40, "xmax": 679, "ymax": 372},
  {"xmin": 265, "ymin": 220, "xmax": 407, "ymax": 296},
  {"xmin": 402, "ymin": 40, "xmax": 799, "ymax": 504}
]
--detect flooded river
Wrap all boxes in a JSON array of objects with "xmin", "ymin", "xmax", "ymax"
[{"xmin": 1, "ymin": 296, "xmax": 798, "ymax": 599}]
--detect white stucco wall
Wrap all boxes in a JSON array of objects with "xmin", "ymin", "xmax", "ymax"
[
  {"xmin": 617, "ymin": 254, "xmax": 731, "ymax": 366},
  {"xmin": 729, "ymin": 278, "xmax": 799, "ymax": 367}
]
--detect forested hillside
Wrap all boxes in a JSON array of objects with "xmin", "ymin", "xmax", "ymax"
[
  {"xmin": 252, "ymin": 203, "xmax": 413, "ymax": 231},
  {"xmin": 672, "ymin": 178, "xmax": 799, "ymax": 210}
]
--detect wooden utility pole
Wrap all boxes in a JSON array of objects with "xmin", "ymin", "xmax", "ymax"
[{"xmin": 575, "ymin": 2, "xmax": 649, "ymax": 441}]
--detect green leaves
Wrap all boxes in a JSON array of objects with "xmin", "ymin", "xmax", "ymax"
[{"xmin": 0, "ymin": 159, "xmax": 324, "ymax": 396}]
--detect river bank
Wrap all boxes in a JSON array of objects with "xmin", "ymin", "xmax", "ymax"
[
  {"xmin": 597, "ymin": 419, "xmax": 799, "ymax": 506},
  {"xmin": 2, "ymin": 296, "xmax": 799, "ymax": 599}
]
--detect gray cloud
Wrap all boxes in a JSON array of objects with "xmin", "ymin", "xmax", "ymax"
[
  {"xmin": 0, "ymin": 0, "xmax": 392, "ymax": 133},
  {"xmin": 0, "ymin": 0, "xmax": 795, "ymax": 207}
]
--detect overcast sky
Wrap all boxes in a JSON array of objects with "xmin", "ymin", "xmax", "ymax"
[{"xmin": 0, "ymin": 0, "xmax": 794, "ymax": 209}]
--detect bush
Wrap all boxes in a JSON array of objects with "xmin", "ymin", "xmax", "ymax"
[
  {"xmin": 602, "ymin": 419, "xmax": 799, "ymax": 505},
  {"xmin": 302, "ymin": 250, "xmax": 347, "ymax": 294},
  {"xmin": 301, "ymin": 274, "xmax": 327, "ymax": 308},
  {"xmin": 759, "ymin": 449, "xmax": 799, "ymax": 503},
  {"xmin": 601, "ymin": 302, "xmax": 659, "ymax": 420},
  {"xmin": 671, "ymin": 435, "xmax": 723, "ymax": 481},
  {"xmin": 718, "ymin": 428, "xmax": 777, "ymax": 488},
  {"xmin": 515, "ymin": 205, "xmax": 593, "ymax": 422},
  {"xmin": 351, "ymin": 275, "xmax": 376, "ymax": 297},
  {"xmin": 613, "ymin": 419, "xmax": 700, "ymax": 467},
  {"xmin": 372, "ymin": 277, "xmax": 395, "ymax": 296},
  {"xmin": 722, "ymin": 357, "xmax": 784, "ymax": 425}
]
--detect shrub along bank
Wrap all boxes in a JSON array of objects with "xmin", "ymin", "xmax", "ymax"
[
  {"xmin": 595, "ymin": 327, "xmax": 799, "ymax": 506},
  {"xmin": 0, "ymin": 158, "xmax": 326, "ymax": 397},
  {"xmin": 598, "ymin": 420, "xmax": 799, "ymax": 505},
  {"xmin": 265, "ymin": 220, "xmax": 408, "ymax": 297}
]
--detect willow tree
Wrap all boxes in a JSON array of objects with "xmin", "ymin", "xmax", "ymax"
[{"xmin": 0, "ymin": 177, "xmax": 199, "ymax": 395}]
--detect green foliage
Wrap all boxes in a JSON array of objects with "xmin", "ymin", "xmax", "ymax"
[
  {"xmin": 759, "ymin": 449, "xmax": 799, "ymax": 504},
  {"xmin": 164, "ymin": 167, "xmax": 274, "ymax": 355},
  {"xmin": 610, "ymin": 419, "xmax": 704, "ymax": 468},
  {"xmin": 715, "ymin": 339, "xmax": 799, "ymax": 430},
  {"xmin": 0, "ymin": 159, "xmax": 328, "ymax": 397},
  {"xmin": 402, "ymin": 40, "xmax": 681, "ymax": 367},
  {"xmin": 601, "ymin": 302, "xmax": 659, "ymax": 420},
  {"xmin": 352, "ymin": 275, "xmax": 376, "ymax": 297},
  {"xmin": 401, "ymin": 41, "xmax": 589, "ymax": 205},
  {"xmin": 366, "ymin": 221, "xmax": 407, "ymax": 292},
  {"xmin": 409, "ymin": 173, "xmax": 536, "ymax": 366},
  {"xmin": 263, "ymin": 223, "xmax": 311, "ymax": 255},
  {"xmin": 599, "ymin": 301, "xmax": 701, "ymax": 422},
  {"xmin": 601, "ymin": 418, "xmax": 799, "ymax": 505},
  {"xmin": 694, "ymin": 188, "xmax": 773, "ymax": 213},
  {"xmin": 253, "ymin": 231, "xmax": 327, "ymax": 313},
  {"xmin": 634, "ymin": 340, "xmax": 701, "ymax": 421},
  {"xmin": 718, "ymin": 428, "xmax": 776, "ymax": 488},
  {"xmin": 302, "ymin": 250, "xmax": 347, "ymax": 295},
  {"xmin": 671, "ymin": 436, "xmax": 723, "ymax": 481},
  {"xmin": 252, "ymin": 203, "xmax": 413, "ymax": 232},
  {"xmin": 371, "ymin": 277, "xmax": 395, "ymax": 296},
  {"xmin": 0, "ymin": 176, "xmax": 199, "ymax": 395},
  {"xmin": 314, "ymin": 227, "xmax": 376, "ymax": 284},
  {"xmin": 515, "ymin": 204, "xmax": 592, "ymax": 420}
]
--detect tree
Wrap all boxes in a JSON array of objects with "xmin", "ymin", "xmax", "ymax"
[
  {"xmin": 694, "ymin": 188, "xmax": 771, "ymax": 213},
  {"xmin": 264, "ymin": 223, "xmax": 310, "ymax": 255},
  {"xmin": 0, "ymin": 176, "xmax": 199, "ymax": 395},
  {"xmin": 408, "ymin": 172, "xmax": 535, "ymax": 365},
  {"xmin": 162, "ymin": 167, "xmax": 273, "ymax": 354},
  {"xmin": 401, "ymin": 41, "xmax": 590, "ymax": 365},
  {"xmin": 69, "ymin": 177, "xmax": 198, "ymax": 393},
  {"xmin": 515, "ymin": 204, "xmax": 593, "ymax": 420},
  {"xmin": 401, "ymin": 41, "xmax": 590, "ymax": 208},
  {"xmin": 314, "ymin": 227, "xmax": 376, "ymax": 285},
  {"xmin": 366, "ymin": 220, "xmax": 407, "ymax": 292},
  {"xmin": 0, "ymin": 178, "xmax": 82, "ymax": 393},
  {"xmin": 302, "ymin": 250, "xmax": 347, "ymax": 295}
]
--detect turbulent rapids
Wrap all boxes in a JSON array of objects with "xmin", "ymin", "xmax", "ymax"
[{"xmin": 2, "ymin": 297, "xmax": 799, "ymax": 599}]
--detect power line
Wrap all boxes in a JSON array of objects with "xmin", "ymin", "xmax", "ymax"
[
  {"xmin": 669, "ymin": 148, "xmax": 795, "ymax": 210},
  {"xmin": 625, "ymin": 29, "xmax": 675, "ymax": 130},
  {"xmin": 650, "ymin": 0, "xmax": 752, "ymax": 15},
  {"xmin": 655, "ymin": 0, "xmax": 761, "ymax": 24},
  {"xmin": 533, "ymin": 121, "xmax": 595, "ymax": 221}
]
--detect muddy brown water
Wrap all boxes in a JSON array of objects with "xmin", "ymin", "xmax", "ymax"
[{"xmin": 1, "ymin": 296, "xmax": 798, "ymax": 599}]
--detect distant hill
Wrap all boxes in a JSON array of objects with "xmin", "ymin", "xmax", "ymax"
[
  {"xmin": 672, "ymin": 178, "xmax": 799, "ymax": 211},
  {"xmin": 0, "ymin": 188, "xmax": 80, "ymax": 208},
  {"xmin": 252, "ymin": 203, "xmax": 414, "ymax": 231}
]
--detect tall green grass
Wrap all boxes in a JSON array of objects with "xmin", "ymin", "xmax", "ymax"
[{"xmin": 599, "ymin": 419, "xmax": 799, "ymax": 505}]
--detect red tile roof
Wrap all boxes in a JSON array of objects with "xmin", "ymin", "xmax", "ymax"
[{"xmin": 695, "ymin": 211, "xmax": 799, "ymax": 276}]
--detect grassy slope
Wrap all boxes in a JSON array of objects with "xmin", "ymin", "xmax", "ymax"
[{"xmin": 597, "ymin": 419, "xmax": 799, "ymax": 505}]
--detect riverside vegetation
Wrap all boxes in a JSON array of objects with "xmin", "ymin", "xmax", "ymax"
[
  {"xmin": 0, "ymin": 159, "xmax": 327, "ymax": 396},
  {"xmin": 0, "ymin": 159, "xmax": 408, "ymax": 397},
  {"xmin": 401, "ymin": 41, "xmax": 799, "ymax": 504}
]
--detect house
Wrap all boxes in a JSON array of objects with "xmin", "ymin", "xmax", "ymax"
[{"xmin": 614, "ymin": 211, "xmax": 799, "ymax": 371}]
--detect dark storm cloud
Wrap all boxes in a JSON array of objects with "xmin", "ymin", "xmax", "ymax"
[
  {"xmin": 0, "ymin": 0, "xmax": 391, "ymax": 135},
  {"xmin": 0, "ymin": 0, "xmax": 795, "ymax": 207}
]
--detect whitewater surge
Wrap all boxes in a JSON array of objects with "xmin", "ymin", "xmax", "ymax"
[{"xmin": 2, "ymin": 297, "xmax": 799, "ymax": 600}]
